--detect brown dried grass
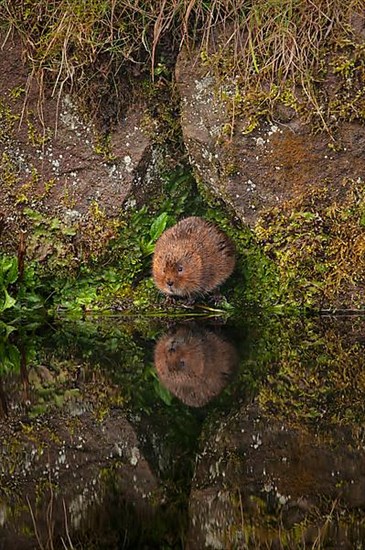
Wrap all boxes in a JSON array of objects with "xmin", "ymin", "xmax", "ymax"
[{"xmin": 0, "ymin": 0, "xmax": 363, "ymax": 125}]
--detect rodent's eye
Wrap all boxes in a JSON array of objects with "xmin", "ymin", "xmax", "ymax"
[{"xmin": 177, "ymin": 264, "xmax": 183, "ymax": 273}]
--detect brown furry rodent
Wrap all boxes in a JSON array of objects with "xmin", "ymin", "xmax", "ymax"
[
  {"xmin": 152, "ymin": 216, "xmax": 235, "ymax": 297},
  {"xmin": 154, "ymin": 325, "xmax": 237, "ymax": 407}
]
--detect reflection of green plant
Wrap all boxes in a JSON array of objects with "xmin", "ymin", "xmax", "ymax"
[
  {"xmin": 0, "ymin": 335, "xmax": 20, "ymax": 375},
  {"xmin": 147, "ymin": 365, "xmax": 173, "ymax": 406}
]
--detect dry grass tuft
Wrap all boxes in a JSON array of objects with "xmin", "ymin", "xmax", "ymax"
[{"xmin": 0, "ymin": 1, "xmax": 363, "ymax": 128}]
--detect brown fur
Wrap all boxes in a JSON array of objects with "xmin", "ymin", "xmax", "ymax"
[
  {"xmin": 152, "ymin": 217, "xmax": 235, "ymax": 297},
  {"xmin": 154, "ymin": 326, "xmax": 238, "ymax": 407}
]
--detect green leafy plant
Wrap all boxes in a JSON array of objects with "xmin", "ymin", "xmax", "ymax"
[
  {"xmin": 0, "ymin": 255, "xmax": 18, "ymax": 313},
  {"xmin": 140, "ymin": 212, "xmax": 169, "ymax": 256}
]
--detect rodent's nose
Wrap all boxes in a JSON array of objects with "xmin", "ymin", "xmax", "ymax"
[{"xmin": 166, "ymin": 279, "xmax": 174, "ymax": 287}]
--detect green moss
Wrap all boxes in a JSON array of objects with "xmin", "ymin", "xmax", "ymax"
[
  {"xmin": 27, "ymin": 118, "xmax": 52, "ymax": 148},
  {"xmin": 255, "ymin": 178, "xmax": 365, "ymax": 310},
  {"xmin": 328, "ymin": 42, "xmax": 365, "ymax": 125},
  {"xmin": 0, "ymin": 152, "xmax": 19, "ymax": 188},
  {"xmin": 0, "ymin": 99, "xmax": 20, "ymax": 143},
  {"xmin": 0, "ymin": 98, "xmax": 57, "ymax": 209},
  {"xmin": 93, "ymin": 131, "xmax": 115, "ymax": 160},
  {"xmin": 220, "ymin": 82, "xmax": 303, "ymax": 136},
  {"xmin": 194, "ymin": 180, "xmax": 282, "ymax": 311}
]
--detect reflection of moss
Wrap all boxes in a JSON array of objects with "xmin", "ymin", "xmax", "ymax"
[
  {"xmin": 258, "ymin": 315, "xmax": 365, "ymax": 432},
  {"xmin": 226, "ymin": 497, "xmax": 362, "ymax": 549}
]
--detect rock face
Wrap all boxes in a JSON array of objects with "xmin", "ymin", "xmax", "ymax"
[
  {"xmin": 2, "ymin": 29, "xmax": 365, "ymax": 232},
  {"xmin": 175, "ymin": 50, "xmax": 365, "ymax": 227},
  {"xmin": 0, "ymin": 32, "xmax": 152, "ymax": 222}
]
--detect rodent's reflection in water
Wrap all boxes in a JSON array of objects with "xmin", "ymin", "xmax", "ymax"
[{"xmin": 154, "ymin": 325, "xmax": 238, "ymax": 407}]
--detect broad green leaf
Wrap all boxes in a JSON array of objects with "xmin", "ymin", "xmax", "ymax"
[
  {"xmin": 149, "ymin": 212, "xmax": 168, "ymax": 241},
  {"xmin": 0, "ymin": 289, "xmax": 16, "ymax": 312},
  {"xmin": 3, "ymin": 257, "xmax": 18, "ymax": 285}
]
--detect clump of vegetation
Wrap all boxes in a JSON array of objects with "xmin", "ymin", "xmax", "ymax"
[
  {"xmin": 0, "ymin": 255, "xmax": 18, "ymax": 315},
  {"xmin": 0, "ymin": 167, "xmax": 207, "ymax": 316},
  {"xmin": 200, "ymin": 1, "xmax": 365, "ymax": 133},
  {"xmin": 328, "ymin": 41, "xmax": 365, "ymax": 125},
  {"xmin": 255, "ymin": 177, "xmax": 365, "ymax": 310},
  {"xmin": 1, "ymin": 0, "xmax": 362, "ymax": 131}
]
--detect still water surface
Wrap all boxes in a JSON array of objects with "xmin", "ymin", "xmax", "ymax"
[{"xmin": 0, "ymin": 313, "xmax": 365, "ymax": 549}]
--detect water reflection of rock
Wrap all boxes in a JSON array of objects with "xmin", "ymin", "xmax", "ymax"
[
  {"xmin": 187, "ymin": 402, "xmax": 365, "ymax": 548},
  {"xmin": 0, "ymin": 410, "xmax": 160, "ymax": 549},
  {"xmin": 154, "ymin": 325, "xmax": 238, "ymax": 407}
]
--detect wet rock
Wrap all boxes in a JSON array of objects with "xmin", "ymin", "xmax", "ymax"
[
  {"xmin": 342, "ymin": 477, "xmax": 365, "ymax": 509},
  {"xmin": 175, "ymin": 49, "xmax": 365, "ymax": 227},
  {"xmin": 187, "ymin": 488, "xmax": 236, "ymax": 550},
  {"xmin": 0, "ymin": 32, "xmax": 154, "ymax": 222},
  {"xmin": 28, "ymin": 364, "xmax": 55, "ymax": 387}
]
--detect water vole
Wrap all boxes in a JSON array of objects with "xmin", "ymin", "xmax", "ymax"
[{"xmin": 152, "ymin": 216, "xmax": 235, "ymax": 298}]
